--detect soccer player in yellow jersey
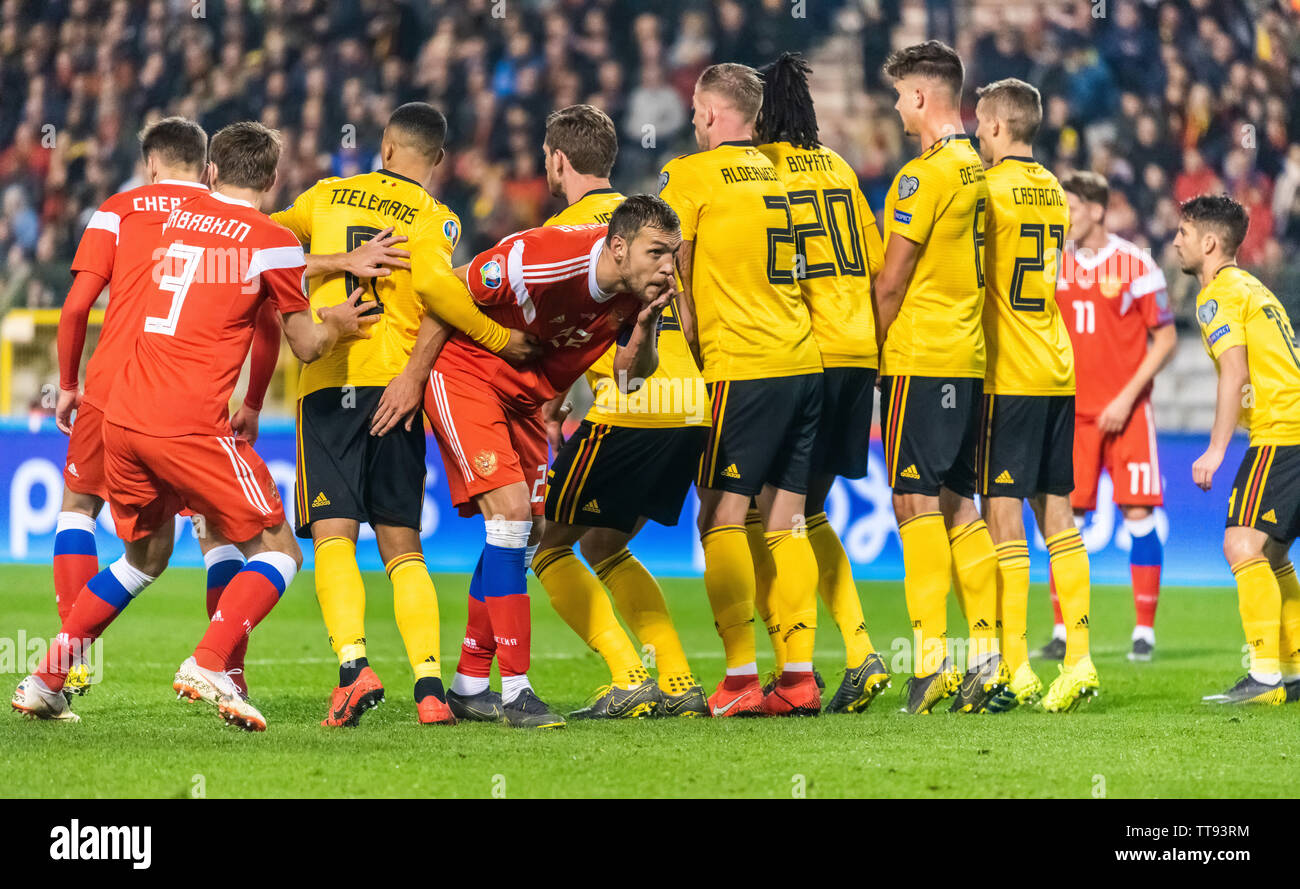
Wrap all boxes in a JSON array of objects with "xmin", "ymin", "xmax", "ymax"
[
  {"xmin": 525, "ymin": 106, "xmax": 709, "ymax": 719},
  {"xmin": 971, "ymin": 79, "xmax": 1099, "ymax": 714},
  {"xmin": 660, "ymin": 63, "xmax": 825, "ymax": 717},
  {"xmin": 1176, "ymin": 194, "xmax": 1300, "ymax": 705},
  {"xmin": 754, "ymin": 53, "xmax": 891, "ymax": 713},
  {"xmin": 273, "ymin": 103, "xmax": 536, "ymax": 727},
  {"xmin": 874, "ymin": 41, "xmax": 1006, "ymax": 714}
]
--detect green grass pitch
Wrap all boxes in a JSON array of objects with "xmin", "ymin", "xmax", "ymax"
[{"xmin": 1, "ymin": 564, "xmax": 1293, "ymax": 798}]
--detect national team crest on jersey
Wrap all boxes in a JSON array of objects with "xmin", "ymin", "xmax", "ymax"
[
  {"xmin": 1099, "ymin": 276, "xmax": 1122, "ymax": 299},
  {"xmin": 443, "ymin": 218, "xmax": 459, "ymax": 246},
  {"xmin": 474, "ymin": 449, "xmax": 498, "ymax": 476},
  {"xmin": 1198, "ymin": 299, "xmax": 1218, "ymax": 326},
  {"xmin": 897, "ymin": 175, "xmax": 919, "ymax": 199},
  {"xmin": 481, "ymin": 260, "xmax": 502, "ymax": 289}
]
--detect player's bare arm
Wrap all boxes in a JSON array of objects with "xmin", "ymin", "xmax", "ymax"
[
  {"xmin": 612, "ymin": 288, "xmax": 673, "ymax": 391},
  {"xmin": 1098, "ymin": 323, "xmax": 1178, "ymax": 434},
  {"xmin": 1193, "ymin": 343, "xmax": 1248, "ymax": 491},
  {"xmin": 303, "ymin": 225, "xmax": 412, "ymax": 279},
  {"xmin": 231, "ymin": 299, "xmax": 282, "ymax": 445},
  {"xmin": 371, "ymin": 314, "xmax": 443, "ymax": 437},
  {"xmin": 873, "ymin": 232, "xmax": 921, "ymax": 350},
  {"xmin": 282, "ymin": 287, "xmax": 379, "ymax": 362},
  {"xmin": 671, "ymin": 239, "xmax": 701, "ymax": 370},
  {"xmin": 54, "ymin": 270, "xmax": 108, "ymax": 434}
]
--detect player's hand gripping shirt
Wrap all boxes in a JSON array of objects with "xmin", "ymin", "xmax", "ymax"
[
  {"xmin": 273, "ymin": 170, "xmax": 506, "ymax": 396},
  {"xmin": 546, "ymin": 188, "xmax": 706, "ymax": 428},
  {"xmin": 1196, "ymin": 266, "xmax": 1300, "ymax": 446},
  {"xmin": 1056, "ymin": 233, "xmax": 1172, "ymax": 416},
  {"xmin": 67, "ymin": 179, "xmax": 210, "ymax": 409},
  {"xmin": 882, "ymin": 134, "xmax": 989, "ymax": 379},
  {"xmin": 107, "ymin": 191, "xmax": 310, "ymax": 437},
  {"xmin": 982, "ymin": 157, "xmax": 1074, "ymax": 395},
  {"xmin": 758, "ymin": 141, "xmax": 885, "ymax": 369},
  {"xmin": 658, "ymin": 141, "xmax": 821, "ymax": 383},
  {"xmin": 436, "ymin": 223, "xmax": 643, "ymax": 410}
]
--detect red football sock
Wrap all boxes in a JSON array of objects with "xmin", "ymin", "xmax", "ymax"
[
  {"xmin": 1049, "ymin": 571, "xmax": 1063, "ymax": 626},
  {"xmin": 1132, "ymin": 565, "xmax": 1161, "ymax": 628},
  {"xmin": 36, "ymin": 588, "xmax": 119, "ymax": 691},
  {"xmin": 485, "ymin": 594, "xmax": 531, "ymax": 677},
  {"xmin": 195, "ymin": 568, "xmax": 281, "ymax": 672},
  {"xmin": 723, "ymin": 673, "xmax": 756, "ymax": 691},
  {"xmin": 206, "ymin": 576, "xmax": 249, "ymax": 671},
  {"xmin": 458, "ymin": 595, "xmax": 496, "ymax": 678}
]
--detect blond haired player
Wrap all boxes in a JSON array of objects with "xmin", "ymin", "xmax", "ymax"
[{"xmin": 972, "ymin": 78, "xmax": 1098, "ymax": 713}]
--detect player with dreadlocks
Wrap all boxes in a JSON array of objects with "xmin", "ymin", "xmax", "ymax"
[{"xmin": 753, "ymin": 53, "xmax": 892, "ymax": 713}]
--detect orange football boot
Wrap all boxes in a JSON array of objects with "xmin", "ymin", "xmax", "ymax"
[
  {"xmin": 417, "ymin": 695, "xmax": 457, "ymax": 726},
  {"xmin": 707, "ymin": 676, "xmax": 764, "ymax": 717},
  {"xmin": 321, "ymin": 666, "xmax": 385, "ymax": 727},
  {"xmin": 761, "ymin": 672, "xmax": 822, "ymax": 716}
]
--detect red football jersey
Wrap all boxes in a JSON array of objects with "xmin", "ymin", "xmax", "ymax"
[
  {"xmin": 435, "ymin": 223, "xmax": 642, "ymax": 408},
  {"xmin": 106, "ymin": 191, "xmax": 309, "ymax": 437},
  {"xmin": 69, "ymin": 180, "xmax": 209, "ymax": 409},
  {"xmin": 1055, "ymin": 234, "xmax": 1172, "ymax": 417}
]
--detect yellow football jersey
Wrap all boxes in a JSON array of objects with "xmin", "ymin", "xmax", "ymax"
[
  {"xmin": 546, "ymin": 188, "xmax": 708, "ymax": 428},
  {"xmin": 982, "ymin": 157, "xmax": 1074, "ymax": 395},
  {"xmin": 274, "ymin": 170, "xmax": 467, "ymax": 397},
  {"xmin": 882, "ymin": 134, "xmax": 989, "ymax": 379},
  {"xmin": 758, "ymin": 141, "xmax": 884, "ymax": 369},
  {"xmin": 1196, "ymin": 266, "xmax": 1300, "ymax": 446},
  {"xmin": 658, "ymin": 141, "xmax": 821, "ymax": 384}
]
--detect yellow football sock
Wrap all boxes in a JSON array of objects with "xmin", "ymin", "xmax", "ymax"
[
  {"xmin": 994, "ymin": 540, "xmax": 1031, "ymax": 671},
  {"xmin": 745, "ymin": 510, "xmax": 783, "ymax": 669},
  {"xmin": 806, "ymin": 512, "xmax": 872, "ymax": 666},
  {"xmin": 593, "ymin": 548, "xmax": 694, "ymax": 692},
  {"xmin": 765, "ymin": 528, "xmax": 819, "ymax": 666},
  {"xmin": 1232, "ymin": 557, "xmax": 1281, "ymax": 676},
  {"xmin": 1275, "ymin": 562, "xmax": 1300, "ymax": 679},
  {"xmin": 387, "ymin": 553, "xmax": 441, "ymax": 680},
  {"xmin": 949, "ymin": 520, "xmax": 999, "ymax": 663},
  {"xmin": 702, "ymin": 524, "xmax": 757, "ymax": 670},
  {"xmin": 535, "ymin": 546, "xmax": 646, "ymax": 688},
  {"xmin": 314, "ymin": 536, "xmax": 367, "ymax": 664},
  {"xmin": 899, "ymin": 512, "xmax": 951, "ymax": 676},
  {"xmin": 1046, "ymin": 528, "xmax": 1091, "ymax": 667}
]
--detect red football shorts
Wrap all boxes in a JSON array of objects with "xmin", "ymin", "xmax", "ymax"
[
  {"xmin": 1071, "ymin": 398, "xmax": 1163, "ymax": 512},
  {"xmin": 102, "ymin": 420, "xmax": 285, "ymax": 543},
  {"xmin": 424, "ymin": 368, "xmax": 547, "ymax": 518},
  {"xmin": 64, "ymin": 399, "xmax": 108, "ymax": 500}
]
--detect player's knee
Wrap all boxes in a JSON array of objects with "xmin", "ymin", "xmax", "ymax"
[{"xmin": 1223, "ymin": 531, "xmax": 1263, "ymax": 568}]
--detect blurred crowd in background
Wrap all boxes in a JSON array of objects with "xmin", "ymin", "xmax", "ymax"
[{"xmin": 1, "ymin": 0, "xmax": 1299, "ymax": 328}]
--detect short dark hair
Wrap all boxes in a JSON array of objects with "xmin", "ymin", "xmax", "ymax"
[
  {"xmin": 1181, "ymin": 194, "xmax": 1250, "ymax": 255},
  {"xmin": 138, "ymin": 116, "xmax": 207, "ymax": 171},
  {"xmin": 756, "ymin": 53, "xmax": 820, "ymax": 149},
  {"xmin": 697, "ymin": 63, "xmax": 763, "ymax": 123},
  {"xmin": 545, "ymin": 104, "xmax": 618, "ymax": 177},
  {"xmin": 883, "ymin": 40, "xmax": 964, "ymax": 99},
  {"xmin": 975, "ymin": 78, "xmax": 1042, "ymax": 143},
  {"xmin": 208, "ymin": 121, "xmax": 282, "ymax": 191},
  {"xmin": 386, "ymin": 102, "xmax": 448, "ymax": 158},
  {"xmin": 607, "ymin": 194, "xmax": 680, "ymax": 244},
  {"xmin": 1060, "ymin": 170, "xmax": 1109, "ymax": 208}
]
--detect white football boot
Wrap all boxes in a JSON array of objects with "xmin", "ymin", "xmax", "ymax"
[
  {"xmin": 173, "ymin": 656, "xmax": 266, "ymax": 732},
  {"xmin": 11, "ymin": 674, "xmax": 80, "ymax": 722}
]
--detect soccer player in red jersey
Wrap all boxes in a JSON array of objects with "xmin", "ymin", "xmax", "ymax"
[
  {"xmin": 13, "ymin": 122, "xmax": 374, "ymax": 730},
  {"xmin": 425, "ymin": 195, "xmax": 680, "ymax": 728},
  {"xmin": 1051, "ymin": 171, "xmax": 1177, "ymax": 661}
]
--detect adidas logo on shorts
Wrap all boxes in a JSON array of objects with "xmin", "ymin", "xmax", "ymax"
[
  {"xmin": 995, "ymin": 469, "xmax": 1015, "ymax": 484},
  {"xmin": 312, "ymin": 492, "xmax": 330, "ymax": 508},
  {"xmin": 900, "ymin": 464, "xmax": 920, "ymax": 480},
  {"xmin": 722, "ymin": 463, "xmax": 741, "ymax": 479},
  {"xmin": 1262, "ymin": 509, "xmax": 1277, "ymax": 523},
  {"xmin": 583, "ymin": 499, "xmax": 601, "ymax": 514}
]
